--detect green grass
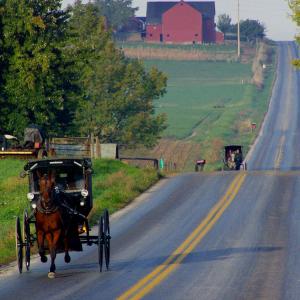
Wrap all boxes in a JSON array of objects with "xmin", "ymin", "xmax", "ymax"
[
  {"xmin": 0, "ymin": 160, "xmax": 28, "ymax": 263},
  {"xmin": 0, "ymin": 159, "xmax": 160, "ymax": 266},
  {"xmin": 144, "ymin": 60, "xmax": 253, "ymax": 139},
  {"xmin": 89, "ymin": 159, "xmax": 160, "ymax": 224},
  {"xmin": 118, "ymin": 41, "xmax": 236, "ymax": 53}
]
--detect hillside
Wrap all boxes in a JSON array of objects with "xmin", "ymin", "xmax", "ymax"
[{"xmin": 122, "ymin": 42, "xmax": 276, "ymax": 171}]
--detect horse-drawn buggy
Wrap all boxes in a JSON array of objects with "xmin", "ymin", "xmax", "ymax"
[
  {"xmin": 223, "ymin": 145, "xmax": 246, "ymax": 170},
  {"xmin": 16, "ymin": 158, "xmax": 110, "ymax": 278}
]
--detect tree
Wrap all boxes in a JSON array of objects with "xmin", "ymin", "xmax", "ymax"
[
  {"xmin": 1, "ymin": 0, "xmax": 77, "ymax": 136},
  {"xmin": 94, "ymin": 0, "xmax": 137, "ymax": 31},
  {"xmin": 217, "ymin": 14, "xmax": 232, "ymax": 37},
  {"xmin": 289, "ymin": 0, "xmax": 300, "ymax": 67},
  {"xmin": 68, "ymin": 1, "xmax": 167, "ymax": 147},
  {"xmin": 240, "ymin": 19, "xmax": 265, "ymax": 42},
  {"xmin": 0, "ymin": 2, "xmax": 5, "ymax": 83},
  {"xmin": 228, "ymin": 23, "xmax": 237, "ymax": 34},
  {"xmin": 0, "ymin": 0, "xmax": 11, "ymax": 131}
]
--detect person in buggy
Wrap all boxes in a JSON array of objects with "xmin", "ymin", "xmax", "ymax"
[
  {"xmin": 23, "ymin": 125, "xmax": 46, "ymax": 149},
  {"xmin": 234, "ymin": 149, "xmax": 243, "ymax": 170}
]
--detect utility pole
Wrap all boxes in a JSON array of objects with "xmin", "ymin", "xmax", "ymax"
[{"xmin": 237, "ymin": 0, "xmax": 241, "ymax": 58}]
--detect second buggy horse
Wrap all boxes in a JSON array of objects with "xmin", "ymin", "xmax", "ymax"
[{"xmin": 16, "ymin": 158, "xmax": 110, "ymax": 278}]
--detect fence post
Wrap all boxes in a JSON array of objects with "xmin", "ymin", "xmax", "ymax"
[
  {"xmin": 90, "ymin": 133, "xmax": 94, "ymax": 159},
  {"xmin": 95, "ymin": 136, "xmax": 101, "ymax": 158},
  {"xmin": 159, "ymin": 157, "xmax": 164, "ymax": 170}
]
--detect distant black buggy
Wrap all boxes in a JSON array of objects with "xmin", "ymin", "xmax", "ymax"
[
  {"xmin": 16, "ymin": 158, "xmax": 110, "ymax": 276},
  {"xmin": 223, "ymin": 145, "xmax": 246, "ymax": 171}
]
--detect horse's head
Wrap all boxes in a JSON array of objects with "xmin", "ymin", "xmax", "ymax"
[{"xmin": 37, "ymin": 170, "xmax": 56, "ymax": 209}]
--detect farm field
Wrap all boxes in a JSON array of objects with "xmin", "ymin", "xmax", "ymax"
[
  {"xmin": 124, "ymin": 44, "xmax": 276, "ymax": 171},
  {"xmin": 119, "ymin": 41, "xmax": 255, "ymax": 62},
  {"xmin": 145, "ymin": 60, "xmax": 253, "ymax": 139},
  {"xmin": 0, "ymin": 159, "xmax": 160, "ymax": 266},
  {"xmin": 119, "ymin": 41, "xmax": 236, "ymax": 52}
]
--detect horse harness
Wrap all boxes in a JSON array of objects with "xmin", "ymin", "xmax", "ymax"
[{"xmin": 36, "ymin": 196, "xmax": 59, "ymax": 215}]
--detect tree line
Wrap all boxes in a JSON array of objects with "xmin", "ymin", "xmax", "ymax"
[
  {"xmin": 217, "ymin": 14, "xmax": 266, "ymax": 42},
  {"xmin": 0, "ymin": 0, "xmax": 167, "ymax": 148},
  {"xmin": 219, "ymin": 3, "xmax": 300, "ymax": 65}
]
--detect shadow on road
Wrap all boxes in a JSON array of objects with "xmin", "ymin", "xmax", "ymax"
[{"xmin": 111, "ymin": 246, "xmax": 283, "ymax": 271}]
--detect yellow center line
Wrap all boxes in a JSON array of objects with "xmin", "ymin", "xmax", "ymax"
[
  {"xmin": 274, "ymin": 135, "xmax": 285, "ymax": 169},
  {"xmin": 117, "ymin": 173, "xmax": 247, "ymax": 300}
]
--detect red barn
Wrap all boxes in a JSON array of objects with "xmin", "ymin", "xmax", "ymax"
[{"xmin": 146, "ymin": 0, "xmax": 217, "ymax": 44}]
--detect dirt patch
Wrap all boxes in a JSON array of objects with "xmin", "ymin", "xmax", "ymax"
[{"xmin": 121, "ymin": 139, "xmax": 202, "ymax": 172}]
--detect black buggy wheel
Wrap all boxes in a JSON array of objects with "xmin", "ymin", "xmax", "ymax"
[
  {"xmin": 15, "ymin": 216, "xmax": 23, "ymax": 274},
  {"xmin": 103, "ymin": 209, "xmax": 110, "ymax": 270},
  {"xmin": 23, "ymin": 210, "xmax": 31, "ymax": 271},
  {"xmin": 98, "ymin": 216, "xmax": 104, "ymax": 272}
]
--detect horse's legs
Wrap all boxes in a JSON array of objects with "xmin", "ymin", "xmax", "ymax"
[
  {"xmin": 64, "ymin": 235, "xmax": 71, "ymax": 263},
  {"xmin": 47, "ymin": 229, "xmax": 61, "ymax": 274},
  {"xmin": 37, "ymin": 230, "xmax": 47, "ymax": 263},
  {"xmin": 46, "ymin": 232, "xmax": 56, "ymax": 273}
]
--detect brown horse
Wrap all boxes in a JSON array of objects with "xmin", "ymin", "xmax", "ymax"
[{"xmin": 35, "ymin": 170, "xmax": 70, "ymax": 278}]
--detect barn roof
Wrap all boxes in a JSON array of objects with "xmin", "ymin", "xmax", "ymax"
[{"xmin": 146, "ymin": 1, "xmax": 215, "ymax": 24}]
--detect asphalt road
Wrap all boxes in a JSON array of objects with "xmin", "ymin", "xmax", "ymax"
[{"xmin": 1, "ymin": 41, "xmax": 300, "ymax": 300}]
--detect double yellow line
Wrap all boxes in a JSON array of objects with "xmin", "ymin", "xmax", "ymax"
[
  {"xmin": 274, "ymin": 135, "xmax": 285, "ymax": 169},
  {"xmin": 117, "ymin": 173, "xmax": 247, "ymax": 300}
]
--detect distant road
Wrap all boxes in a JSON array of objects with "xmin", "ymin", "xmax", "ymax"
[{"xmin": 1, "ymin": 41, "xmax": 300, "ymax": 300}]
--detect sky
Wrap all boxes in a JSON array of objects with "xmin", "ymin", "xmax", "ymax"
[{"xmin": 62, "ymin": 0, "xmax": 298, "ymax": 41}]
